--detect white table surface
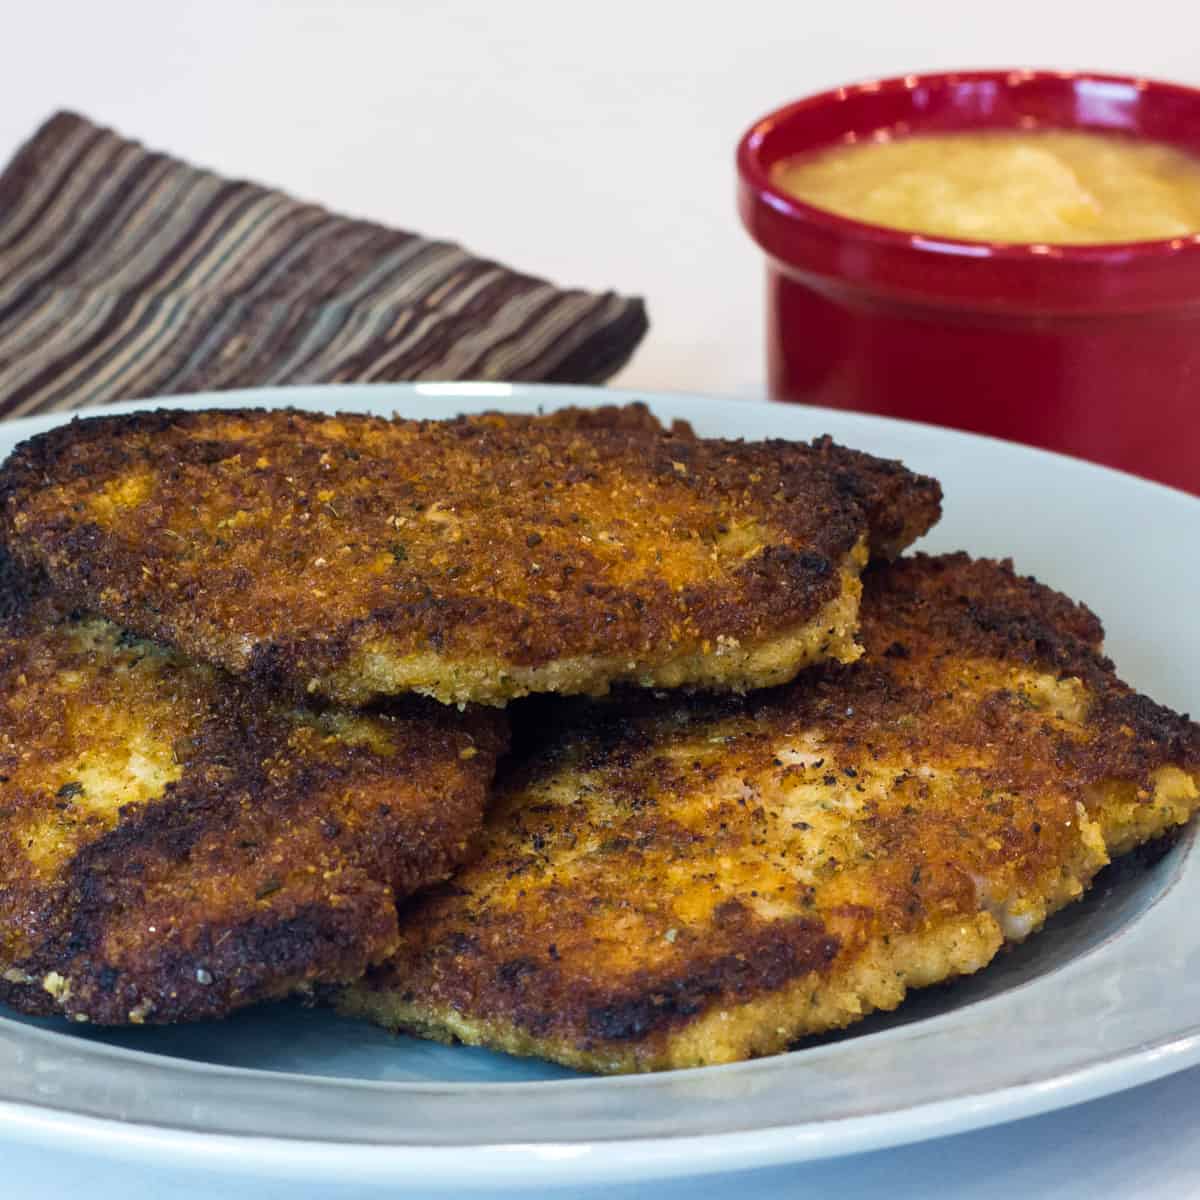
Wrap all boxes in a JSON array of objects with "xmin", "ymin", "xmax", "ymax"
[{"xmin": 5, "ymin": 2, "xmax": 1200, "ymax": 1195}]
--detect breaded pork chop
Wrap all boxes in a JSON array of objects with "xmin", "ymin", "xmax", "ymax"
[
  {"xmin": 0, "ymin": 557, "xmax": 505, "ymax": 1025},
  {"xmin": 467, "ymin": 401, "xmax": 695, "ymax": 438},
  {"xmin": 339, "ymin": 554, "xmax": 1200, "ymax": 1073},
  {"xmin": 470, "ymin": 407, "xmax": 940, "ymax": 560},
  {"xmin": 0, "ymin": 406, "xmax": 939, "ymax": 706}
]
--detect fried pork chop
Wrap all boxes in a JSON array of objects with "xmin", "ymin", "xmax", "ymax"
[
  {"xmin": 0, "ymin": 405, "xmax": 939, "ymax": 706},
  {"xmin": 339, "ymin": 554, "xmax": 1200, "ymax": 1073},
  {"xmin": 0, "ymin": 555, "xmax": 505, "ymax": 1025}
]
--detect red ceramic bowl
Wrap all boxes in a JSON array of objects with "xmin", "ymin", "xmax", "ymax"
[{"xmin": 737, "ymin": 69, "xmax": 1200, "ymax": 493}]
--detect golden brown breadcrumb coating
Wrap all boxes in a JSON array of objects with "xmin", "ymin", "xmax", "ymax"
[
  {"xmin": 0, "ymin": 405, "xmax": 939, "ymax": 706},
  {"xmin": 0, "ymin": 553, "xmax": 506, "ymax": 1025},
  {"xmin": 339, "ymin": 554, "xmax": 1200, "ymax": 1072}
]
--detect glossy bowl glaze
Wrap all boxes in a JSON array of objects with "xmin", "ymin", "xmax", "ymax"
[{"xmin": 737, "ymin": 70, "xmax": 1200, "ymax": 493}]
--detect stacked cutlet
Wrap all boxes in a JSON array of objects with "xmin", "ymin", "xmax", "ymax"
[{"xmin": 0, "ymin": 404, "xmax": 1196, "ymax": 1071}]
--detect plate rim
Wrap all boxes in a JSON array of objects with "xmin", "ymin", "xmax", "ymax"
[
  {"xmin": 3, "ymin": 1027, "xmax": 1200, "ymax": 1189},
  {"xmin": 1, "ymin": 380, "xmax": 1197, "ymax": 1188}
]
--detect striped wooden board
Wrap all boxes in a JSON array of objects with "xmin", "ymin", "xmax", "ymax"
[{"xmin": 0, "ymin": 112, "xmax": 648, "ymax": 418}]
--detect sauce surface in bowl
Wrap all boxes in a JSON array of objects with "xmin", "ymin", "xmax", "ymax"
[{"xmin": 769, "ymin": 130, "xmax": 1200, "ymax": 244}]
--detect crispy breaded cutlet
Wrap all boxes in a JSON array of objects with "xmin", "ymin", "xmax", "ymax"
[
  {"xmin": 465, "ymin": 401, "xmax": 696, "ymax": 438},
  {"xmin": 0, "ymin": 554, "xmax": 506, "ymax": 1026},
  {"xmin": 0, "ymin": 405, "xmax": 940, "ymax": 707},
  {"xmin": 339, "ymin": 554, "xmax": 1200, "ymax": 1073},
  {"xmin": 492, "ymin": 409, "xmax": 939, "ymax": 561}
]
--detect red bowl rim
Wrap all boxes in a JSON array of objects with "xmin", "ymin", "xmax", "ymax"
[{"xmin": 737, "ymin": 68, "xmax": 1200, "ymax": 264}]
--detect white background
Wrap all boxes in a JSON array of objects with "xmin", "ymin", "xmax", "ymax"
[
  {"xmin": 6, "ymin": 0, "xmax": 1200, "ymax": 399},
  {"xmin": 5, "ymin": 2, "xmax": 1200, "ymax": 1196}
]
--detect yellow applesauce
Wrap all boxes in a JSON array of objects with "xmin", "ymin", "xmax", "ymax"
[{"xmin": 770, "ymin": 129, "xmax": 1200, "ymax": 244}]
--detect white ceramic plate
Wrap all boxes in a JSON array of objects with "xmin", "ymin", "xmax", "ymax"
[{"xmin": 1, "ymin": 382, "xmax": 1198, "ymax": 1192}]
